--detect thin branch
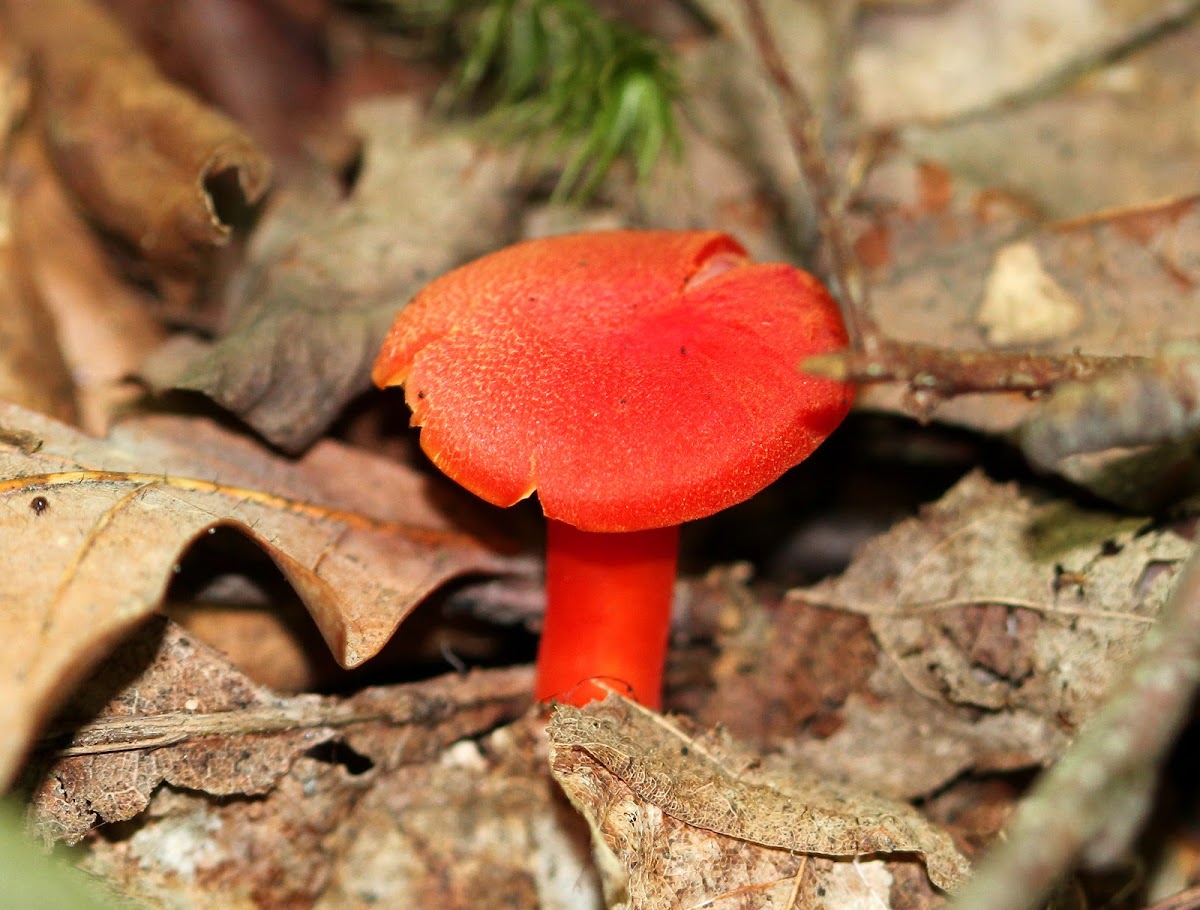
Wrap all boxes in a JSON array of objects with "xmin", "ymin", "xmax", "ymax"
[
  {"xmin": 949, "ymin": 541, "xmax": 1200, "ymax": 910},
  {"xmin": 804, "ymin": 341, "xmax": 1146, "ymax": 416},
  {"xmin": 739, "ymin": 0, "xmax": 878, "ymax": 350}
]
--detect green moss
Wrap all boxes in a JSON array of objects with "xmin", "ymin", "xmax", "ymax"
[{"xmin": 366, "ymin": 0, "xmax": 682, "ymax": 199}]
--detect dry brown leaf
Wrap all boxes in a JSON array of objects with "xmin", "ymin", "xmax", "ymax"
[
  {"xmin": 697, "ymin": 585, "xmax": 878, "ymax": 746},
  {"xmin": 26, "ymin": 618, "xmax": 532, "ymax": 846},
  {"xmin": 145, "ymin": 97, "xmax": 521, "ymax": 451},
  {"xmin": 785, "ymin": 471, "xmax": 1189, "ymax": 797},
  {"xmin": 83, "ymin": 759, "xmax": 367, "ymax": 909},
  {"xmin": 549, "ymin": 697, "xmax": 971, "ymax": 898},
  {"xmin": 796, "ymin": 663, "xmax": 1071, "ymax": 802},
  {"xmin": 846, "ymin": 155, "xmax": 1200, "ymax": 508},
  {"xmin": 1018, "ymin": 343, "xmax": 1200, "ymax": 510},
  {"xmin": 0, "ymin": 24, "xmax": 26, "ymax": 132},
  {"xmin": 315, "ymin": 717, "xmax": 600, "ymax": 910},
  {"xmin": 3, "ymin": 0, "xmax": 272, "ymax": 273},
  {"xmin": 102, "ymin": 0, "xmax": 336, "ymax": 160},
  {"xmin": 8, "ymin": 130, "xmax": 164, "ymax": 433},
  {"xmin": 562, "ymin": 758, "xmax": 941, "ymax": 910},
  {"xmin": 29, "ymin": 619, "xmax": 534, "ymax": 907},
  {"xmin": 850, "ymin": 155, "xmax": 1200, "ymax": 433},
  {"xmin": 0, "ymin": 402, "xmax": 509, "ymax": 789},
  {"xmin": 76, "ymin": 715, "xmax": 589, "ymax": 910},
  {"xmin": 871, "ymin": 5, "xmax": 1200, "ymax": 218},
  {"xmin": 797, "ymin": 471, "xmax": 1188, "ymax": 721},
  {"xmin": 0, "ymin": 36, "xmax": 78, "ymax": 423},
  {"xmin": 0, "ymin": 225, "xmax": 77, "ymax": 424},
  {"xmin": 852, "ymin": 0, "xmax": 1194, "ymax": 127}
]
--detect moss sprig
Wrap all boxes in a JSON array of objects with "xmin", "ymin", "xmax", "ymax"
[{"xmin": 357, "ymin": 0, "xmax": 682, "ymax": 199}]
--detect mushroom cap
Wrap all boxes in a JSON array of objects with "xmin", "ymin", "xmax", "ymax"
[{"xmin": 373, "ymin": 230, "xmax": 854, "ymax": 533}]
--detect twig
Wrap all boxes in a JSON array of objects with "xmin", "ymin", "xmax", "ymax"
[
  {"xmin": 38, "ymin": 667, "xmax": 533, "ymax": 757},
  {"xmin": 949, "ymin": 541, "xmax": 1200, "ymax": 910},
  {"xmin": 804, "ymin": 340, "xmax": 1146, "ymax": 416},
  {"xmin": 789, "ymin": 591, "xmax": 1156, "ymax": 626},
  {"xmin": 739, "ymin": 0, "xmax": 878, "ymax": 350},
  {"xmin": 784, "ymin": 855, "xmax": 809, "ymax": 909}
]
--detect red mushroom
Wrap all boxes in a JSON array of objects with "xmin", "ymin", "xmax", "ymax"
[{"xmin": 373, "ymin": 230, "xmax": 853, "ymax": 709}]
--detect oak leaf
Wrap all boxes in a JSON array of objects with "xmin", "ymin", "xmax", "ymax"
[{"xmin": 0, "ymin": 403, "xmax": 507, "ymax": 788}]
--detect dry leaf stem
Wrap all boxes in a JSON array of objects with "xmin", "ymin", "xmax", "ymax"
[{"xmin": 950, "ymin": 541, "xmax": 1200, "ymax": 910}]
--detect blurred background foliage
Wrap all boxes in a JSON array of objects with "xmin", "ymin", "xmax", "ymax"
[{"xmin": 346, "ymin": 0, "xmax": 682, "ymax": 198}]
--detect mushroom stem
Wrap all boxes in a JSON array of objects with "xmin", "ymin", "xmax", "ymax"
[{"xmin": 536, "ymin": 519, "xmax": 679, "ymax": 709}]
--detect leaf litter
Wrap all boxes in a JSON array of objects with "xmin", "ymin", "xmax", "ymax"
[
  {"xmin": 847, "ymin": 162, "xmax": 1200, "ymax": 432},
  {"xmin": 4, "ymin": 0, "xmax": 272, "ymax": 275},
  {"xmin": 25, "ymin": 616, "xmax": 536, "ymax": 908},
  {"xmin": 1, "ymin": 0, "xmax": 1199, "ymax": 907},
  {"xmin": 786, "ymin": 472, "xmax": 1190, "ymax": 799},
  {"xmin": 798, "ymin": 472, "xmax": 1187, "ymax": 720},
  {"xmin": 25, "ymin": 618, "xmax": 532, "ymax": 843},
  {"xmin": 143, "ymin": 97, "xmax": 524, "ymax": 452},
  {"xmin": 549, "ymin": 695, "xmax": 969, "ymax": 908},
  {"xmin": 0, "ymin": 401, "xmax": 509, "ymax": 789}
]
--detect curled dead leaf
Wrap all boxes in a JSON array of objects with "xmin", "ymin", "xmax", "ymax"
[
  {"xmin": 0, "ymin": 40, "xmax": 78, "ymax": 423},
  {"xmin": 0, "ymin": 402, "xmax": 508, "ymax": 789},
  {"xmin": 1021, "ymin": 341, "xmax": 1200, "ymax": 470},
  {"xmin": 8, "ymin": 130, "xmax": 165, "ymax": 433},
  {"xmin": 5, "ymin": 0, "xmax": 271, "ymax": 273},
  {"xmin": 0, "ymin": 237, "xmax": 77, "ymax": 424}
]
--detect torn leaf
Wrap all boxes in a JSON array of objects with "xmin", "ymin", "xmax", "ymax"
[
  {"xmin": 26, "ymin": 618, "xmax": 532, "ymax": 845},
  {"xmin": 549, "ymin": 697, "xmax": 971, "ymax": 894}
]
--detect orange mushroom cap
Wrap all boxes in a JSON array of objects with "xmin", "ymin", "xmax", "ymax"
[{"xmin": 373, "ymin": 230, "xmax": 853, "ymax": 533}]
